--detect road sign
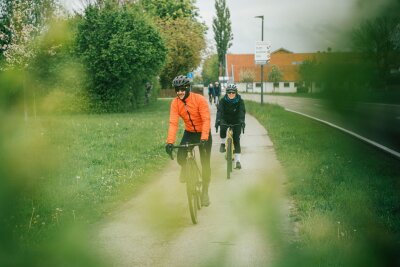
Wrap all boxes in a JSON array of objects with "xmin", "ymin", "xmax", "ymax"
[
  {"xmin": 187, "ymin": 72, "xmax": 193, "ymax": 79},
  {"xmin": 255, "ymin": 41, "xmax": 271, "ymax": 65}
]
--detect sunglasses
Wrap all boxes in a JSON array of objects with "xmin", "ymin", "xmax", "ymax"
[
  {"xmin": 174, "ymin": 86, "xmax": 189, "ymax": 92},
  {"xmin": 227, "ymin": 91, "xmax": 236, "ymax": 94}
]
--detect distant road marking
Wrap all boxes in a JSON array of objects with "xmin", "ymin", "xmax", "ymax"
[{"xmin": 285, "ymin": 108, "xmax": 400, "ymax": 160}]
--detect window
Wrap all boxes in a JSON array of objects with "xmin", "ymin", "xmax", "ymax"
[
  {"xmin": 284, "ymin": 82, "xmax": 290, "ymax": 87},
  {"xmin": 255, "ymin": 83, "xmax": 262, "ymax": 88},
  {"xmin": 273, "ymin": 82, "xmax": 279, "ymax": 88}
]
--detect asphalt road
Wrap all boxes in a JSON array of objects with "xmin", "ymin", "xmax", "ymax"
[
  {"xmin": 241, "ymin": 94, "xmax": 400, "ymax": 157},
  {"xmin": 93, "ymin": 101, "xmax": 292, "ymax": 267}
]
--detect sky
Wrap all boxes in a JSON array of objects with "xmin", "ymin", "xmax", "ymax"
[
  {"xmin": 62, "ymin": 0, "xmax": 393, "ymax": 54},
  {"xmin": 196, "ymin": 0, "xmax": 394, "ymax": 54}
]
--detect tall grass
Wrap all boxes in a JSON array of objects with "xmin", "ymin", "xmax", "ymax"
[
  {"xmin": 1, "ymin": 100, "xmax": 172, "ymax": 266},
  {"xmin": 247, "ymin": 101, "xmax": 400, "ymax": 267}
]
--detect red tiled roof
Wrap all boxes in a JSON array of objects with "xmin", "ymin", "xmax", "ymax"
[{"xmin": 226, "ymin": 51, "xmax": 319, "ymax": 82}]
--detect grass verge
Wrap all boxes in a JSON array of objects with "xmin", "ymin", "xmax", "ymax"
[
  {"xmin": 246, "ymin": 101, "xmax": 400, "ymax": 267},
  {"xmin": 2, "ymin": 100, "xmax": 174, "ymax": 266}
]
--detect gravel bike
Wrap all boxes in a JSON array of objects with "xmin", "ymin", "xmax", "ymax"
[
  {"xmin": 218, "ymin": 124, "xmax": 244, "ymax": 179},
  {"xmin": 169, "ymin": 143, "xmax": 202, "ymax": 224}
]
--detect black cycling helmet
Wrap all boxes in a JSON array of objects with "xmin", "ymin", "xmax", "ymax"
[
  {"xmin": 172, "ymin": 75, "xmax": 191, "ymax": 88},
  {"xmin": 172, "ymin": 75, "xmax": 191, "ymax": 100},
  {"xmin": 226, "ymin": 83, "xmax": 238, "ymax": 94}
]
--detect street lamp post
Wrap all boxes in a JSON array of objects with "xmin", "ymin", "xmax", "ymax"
[{"xmin": 255, "ymin": 15, "xmax": 264, "ymax": 104}]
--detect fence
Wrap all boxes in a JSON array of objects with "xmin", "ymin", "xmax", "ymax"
[{"xmin": 159, "ymin": 86, "xmax": 204, "ymax": 98}]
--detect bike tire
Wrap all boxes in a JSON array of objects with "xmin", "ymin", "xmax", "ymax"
[
  {"xmin": 194, "ymin": 164, "xmax": 202, "ymax": 211},
  {"xmin": 227, "ymin": 138, "xmax": 233, "ymax": 179},
  {"xmin": 186, "ymin": 160, "xmax": 198, "ymax": 224}
]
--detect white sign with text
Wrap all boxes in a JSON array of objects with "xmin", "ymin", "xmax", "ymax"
[{"xmin": 255, "ymin": 41, "xmax": 271, "ymax": 65}]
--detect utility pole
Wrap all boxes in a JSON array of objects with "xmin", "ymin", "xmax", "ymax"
[{"xmin": 255, "ymin": 15, "xmax": 264, "ymax": 104}]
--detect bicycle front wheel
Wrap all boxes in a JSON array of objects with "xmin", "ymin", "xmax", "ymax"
[
  {"xmin": 227, "ymin": 138, "xmax": 233, "ymax": 179},
  {"xmin": 186, "ymin": 160, "xmax": 199, "ymax": 224}
]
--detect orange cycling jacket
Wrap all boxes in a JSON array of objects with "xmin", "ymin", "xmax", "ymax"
[{"xmin": 167, "ymin": 92, "xmax": 211, "ymax": 144}]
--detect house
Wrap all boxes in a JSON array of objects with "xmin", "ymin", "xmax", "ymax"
[{"xmin": 225, "ymin": 48, "xmax": 320, "ymax": 93}]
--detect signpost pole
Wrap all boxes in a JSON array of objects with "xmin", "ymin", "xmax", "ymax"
[
  {"xmin": 261, "ymin": 16, "xmax": 264, "ymax": 104},
  {"xmin": 255, "ymin": 15, "xmax": 265, "ymax": 104}
]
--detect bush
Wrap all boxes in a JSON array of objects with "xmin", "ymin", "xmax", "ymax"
[{"xmin": 76, "ymin": 3, "xmax": 166, "ymax": 112}]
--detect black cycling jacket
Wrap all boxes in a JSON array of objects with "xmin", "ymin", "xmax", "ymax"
[{"xmin": 215, "ymin": 94, "xmax": 246, "ymax": 126}]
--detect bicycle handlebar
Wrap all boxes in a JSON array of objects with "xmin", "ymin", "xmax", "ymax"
[
  {"xmin": 217, "ymin": 123, "xmax": 245, "ymax": 134},
  {"xmin": 169, "ymin": 143, "xmax": 201, "ymax": 160}
]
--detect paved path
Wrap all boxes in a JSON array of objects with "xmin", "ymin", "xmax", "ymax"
[{"xmin": 93, "ymin": 98, "xmax": 292, "ymax": 267}]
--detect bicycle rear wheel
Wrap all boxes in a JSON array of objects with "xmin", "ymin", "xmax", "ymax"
[
  {"xmin": 186, "ymin": 160, "xmax": 198, "ymax": 224},
  {"xmin": 227, "ymin": 138, "xmax": 233, "ymax": 179}
]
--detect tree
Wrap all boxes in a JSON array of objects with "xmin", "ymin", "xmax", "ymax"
[
  {"xmin": 139, "ymin": 0, "xmax": 206, "ymax": 89},
  {"xmin": 138, "ymin": 0, "xmax": 198, "ymax": 20},
  {"xmin": 239, "ymin": 68, "xmax": 255, "ymax": 92},
  {"xmin": 0, "ymin": 1, "xmax": 38, "ymax": 69},
  {"xmin": 77, "ymin": 2, "xmax": 167, "ymax": 112},
  {"xmin": 352, "ymin": 17, "xmax": 399, "ymax": 88},
  {"xmin": 299, "ymin": 59, "xmax": 317, "ymax": 93},
  {"xmin": 268, "ymin": 65, "xmax": 282, "ymax": 93},
  {"xmin": 213, "ymin": 0, "xmax": 233, "ymax": 77},
  {"xmin": 0, "ymin": 0, "xmax": 57, "ymax": 68},
  {"xmin": 201, "ymin": 54, "xmax": 218, "ymax": 86},
  {"xmin": 156, "ymin": 17, "xmax": 206, "ymax": 89},
  {"xmin": 0, "ymin": 0, "xmax": 13, "ymax": 63},
  {"xmin": 391, "ymin": 23, "xmax": 400, "ymax": 51}
]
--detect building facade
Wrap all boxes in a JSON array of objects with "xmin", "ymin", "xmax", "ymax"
[{"xmin": 226, "ymin": 48, "xmax": 320, "ymax": 93}]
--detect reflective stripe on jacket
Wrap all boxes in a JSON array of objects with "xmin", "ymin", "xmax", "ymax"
[{"xmin": 167, "ymin": 93, "xmax": 211, "ymax": 144}]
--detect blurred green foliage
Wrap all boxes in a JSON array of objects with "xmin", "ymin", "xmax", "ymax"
[
  {"xmin": 296, "ymin": 1, "xmax": 400, "ymax": 107},
  {"xmin": 0, "ymin": 73, "xmax": 105, "ymax": 267}
]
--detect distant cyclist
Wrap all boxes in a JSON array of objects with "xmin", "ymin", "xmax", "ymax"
[
  {"xmin": 214, "ymin": 81, "xmax": 221, "ymax": 105},
  {"xmin": 144, "ymin": 82, "xmax": 152, "ymax": 104},
  {"xmin": 207, "ymin": 83, "xmax": 215, "ymax": 104},
  {"xmin": 215, "ymin": 83, "xmax": 246, "ymax": 169},
  {"xmin": 165, "ymin": 75, "xmax": 212, "ymax": 206}
]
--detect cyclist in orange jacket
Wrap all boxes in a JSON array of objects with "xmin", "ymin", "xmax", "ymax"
[{"xmin": 165, "ymin": 75, "xmax": 212, "ymax": 207}]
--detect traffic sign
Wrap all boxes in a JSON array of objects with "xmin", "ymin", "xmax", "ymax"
[
  {"xmin": 255, "ymin": 41, "xmax": 271, "ymax": 65},
  {"xmin": 187, "ymin": 72, "xmax": 193, "ymax": 79}
]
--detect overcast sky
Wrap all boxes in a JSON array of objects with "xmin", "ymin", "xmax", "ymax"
[
  {"xmin": 196, "ymin": 0, "xmax": 394, "ymax": 54},
  {"xmin": 62, "ymin": 0, "xmax": 393, "ymax": 53}
]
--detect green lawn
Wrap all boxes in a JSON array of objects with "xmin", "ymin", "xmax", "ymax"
[
  {"xmin": 247, "ymin": 101, "xmax": 400, "ymax": 267},
  {"xmin": 1, "ymin": 100, "xmax": 174, "ymax": 266},
  {"xmin": 3, "ymin": 98, "xmax": 399, "ymax": 267}
]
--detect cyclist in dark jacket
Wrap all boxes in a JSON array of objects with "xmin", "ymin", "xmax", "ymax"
[
  {"xmin": 208, "ymin": 83, "xmax": 215, "ymax": 103},
  {"xmin": 215, "ymin": 84, "xmax": 246, "ymax": 169},
  {"xmin": 214, "ymin": 82, "xmax": 221, "ymax": 104}
]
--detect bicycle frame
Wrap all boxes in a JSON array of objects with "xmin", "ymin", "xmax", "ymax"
[
  {"xmin": 170, "ymin": 142, "xmax": 202, "ymax": 224},
  {"xmin": 220, "ymin": 124, "xmax": 240, "ymax": 179}
]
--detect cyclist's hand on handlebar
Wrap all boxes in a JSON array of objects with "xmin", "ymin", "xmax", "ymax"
[
  {"xmin": 241, "ymin": 122, "xmax": 246, "ymax": 133},
  {"xmin": 215, "ymin": 120, "xmax": 220, "ymax": 132},
  {"xmin": 165, "ymin": 143, "xmax": 173, "ymax": 158},
  {"xmin": 200, "ymin": 139, "xmax": 207, "ymax": 149}
]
